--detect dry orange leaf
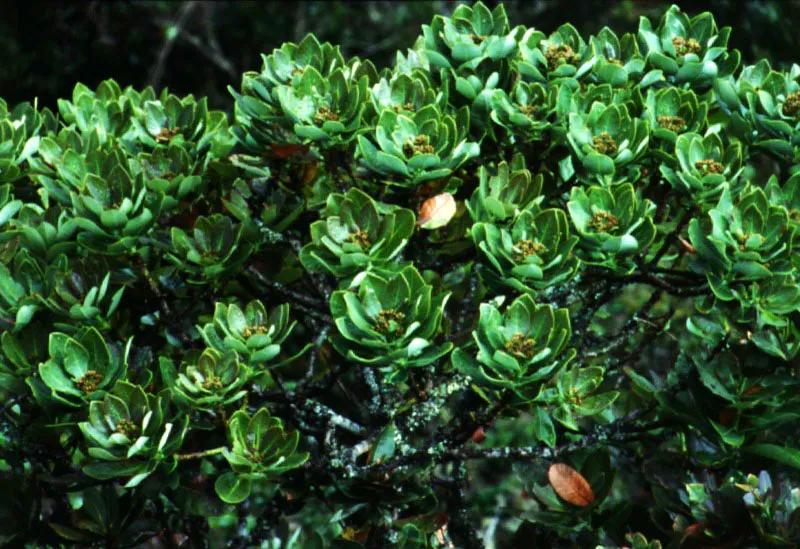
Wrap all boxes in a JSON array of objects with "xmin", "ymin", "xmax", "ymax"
[
  {"xmin": 471, "ymin": 426, "xmax": 487, "ymax": 444},
  {"xmin": 418, "ymin": 192, "xmax": 456, "ymax": 229},
  {"xmin": 548, "ymin": 463, "xmax": 595, "ymax": 507}
]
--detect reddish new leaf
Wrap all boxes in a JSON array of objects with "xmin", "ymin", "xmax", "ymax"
[{"xmin": 270, "ymin": 143, "xmax": 308, "ymax": 158}]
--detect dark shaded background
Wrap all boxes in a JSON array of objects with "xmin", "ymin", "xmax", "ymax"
[{"xmin": 3, "ymin": 0, "xmax": 800, "ymax": 112}]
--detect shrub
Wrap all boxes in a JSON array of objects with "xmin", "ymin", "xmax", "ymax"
[{"xmin": 2, "ymin": 3, "xmax": 800, "ymax": 547}]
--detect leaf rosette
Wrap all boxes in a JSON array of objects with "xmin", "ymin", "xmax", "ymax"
[
  {"xmin": 567, "ymin": 183, "xmax": 657, "ymax": 271},
  {"xmin": 199, "ymin": 300, "xmax": 306, "ymax": 367},
  {"xmin": 299, "ymin": 187, "xmax": 415, "ymax": 279},
  {"xmin": 330, "ymin": 265, "xmax": 452, "ymax": 381},
  {"xmin": 356, "ymin": 105, "xmax": 479, "ymax": 187},
  {"xmin": 472, "ymin": 208, "xmax": 579, "ymax": 293},
  {"xmin": 36, "ymin": 327, "xmax": 130, "ymax": 409},
  {"xmin": 452, "ymin": 294, "xmax": 575, "ymax": 393},
  {"xmin": 79, "ymin": 381, "xmax": 188, "ymax": 487},
  {"xmin": 215, "ymin": 407, "xmax": 309, "ymax": 504}
]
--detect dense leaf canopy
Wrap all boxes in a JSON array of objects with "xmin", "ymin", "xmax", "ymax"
[{"xmin": 1, "ymin": 3, "xmax": 800, "ymax": 547}]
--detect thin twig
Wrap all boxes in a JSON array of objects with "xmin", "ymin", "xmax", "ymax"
[
  {"xmin": 349, "ymin": 415, "xmax": 661, "ymax": 476},
  {"xmin": 148, "ymin": 2, "xmax": 198, "ymax": 89},
  {"xmin": 176, "ymin": 446, "xmax": 225, "ymax": 461},
  {"xmin": 176, "ymin": 28, "xmax": 237, "ymax": 79},
  {"xmin": 243, "ymin": 265, "xmax": 333, "ymax": 325},
  {"xmin": 201, "ymin": 2, "xmax": 236, "ymax": 77},
  {"xmin": 585, "ymin": 268, "xmax": 709, "ymax": 297}
]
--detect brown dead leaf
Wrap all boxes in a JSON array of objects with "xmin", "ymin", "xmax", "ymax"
[
  {"xmin": 548, "ymin": 463, "xmax": 595, "ymax": 507},
  {"xmin": 471, "ymin": 426, "xmax": 486, "ymax": 444},
  {"xmin": 418, "ymin": 192, "xmax": 456, "ymax": 229}
]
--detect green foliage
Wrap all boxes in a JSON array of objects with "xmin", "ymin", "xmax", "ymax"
[
  {"xmin": 273, "ymin": 66, "xmax": 372, "ymax": 146},
  {"xmin": 0, "ymin": 99, "xmax": 52, "ymax": 183},
  {"xmin": 566, "ymin": 101, "xmax": 650, "ymax": 183},
  {"xmin": 199, "ymin": 300, "xmax": 304, "ymax": 366},
  {"xmin": 169, "ymin": 214, "xmax": 255, "ymax": 284},
  {"xmin": 518, "ymin": 23, "xmax": 594, "ymax": 84},
  {"xmin": 37, "ymin": 327, "xmax": 130, "ymax": 409},
  {"xmin": 79, "ymin": 381, "xmax": 187, "ymax": 487},
  {"xmin": 637, "ymin": 5, "xmax": 740, "ymax": 89},
  {"xmin": 171, "ymin": 348, "xmax": 250, "ymax": 412},
  {"xmin": 48, "ymin": 485, "xmax": 156, "ymax": 544},
  {"xmin": 231, "ymin": 34, "xmax": 348, "ymax": 152},
  {"xmin": 588, "ymin": 28, "xmax": 651, "ymax": 88},
  {"xmin": 300, "ymin": 187, "xmax": 416, "ymax": 278},
  {"xmin": 568, "ymin": 183, "xmax": 657, "ymax": 270},
  {"xmin": 215, "ymin": 407, "xmax": 309, "ymax": 504},
  {"xmin": 645, "ymin": 86, "xmax": 708, "ymax": 147},
  {"xmin": 2, "ymin": 2, "xmax": 800, "ymax": 547},
  {"xmin": 466, "ymin": 157, "xmax": 543, "ymax": 223},
  {"xmin": 452, "ymin": 294, "xmax": 574, "ymax": 393},
  {"xmin": 472, "ymin": 207, "xmax": 579, "ymax": 293},
  {"xmin": 661, "ymin": 131, "xmax": 744, "ymax": 202},
  {"xmin": 356, "ymin": 105, "xmax": 479, "ymax": 187},
  {"xmin": 330, "ymin": 265, "xmax": 452, "ymax": 381},
  {"xmin": 490, "ymin": 80, "xmax": 555, "ymax": 142}
]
